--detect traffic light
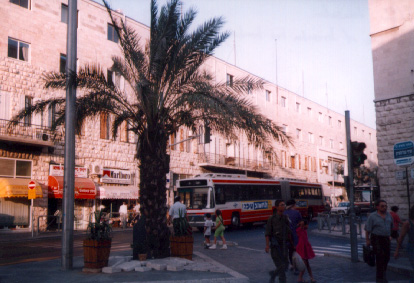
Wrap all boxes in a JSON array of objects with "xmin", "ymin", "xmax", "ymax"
[
  {"xmin": 204, "ymin": 122, "xmax": 211, "ymax": 144},
  {"xmin": 351, "ymin": 141, "xmax": 367, "ymax": 168}
]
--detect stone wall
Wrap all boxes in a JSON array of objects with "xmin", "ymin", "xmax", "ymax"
[{"xmin": 375, "ymin": 94, "xmax": 414, "ymax": 217}]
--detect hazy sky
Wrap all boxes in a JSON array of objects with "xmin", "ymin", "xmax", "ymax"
[{"xmin": 102, "ymin": 0, "xmax": 376, "ymax": 129}]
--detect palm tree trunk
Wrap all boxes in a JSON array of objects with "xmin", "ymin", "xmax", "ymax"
[{"xmin": 138, "ymin": 129, "xmax": 170, "ymax": 258}]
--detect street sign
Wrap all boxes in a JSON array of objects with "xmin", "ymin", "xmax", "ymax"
[
  {"xmin": 394, "ymin": 141, "xmax": 414, "ymax": 166},
  {"xmin": 28, "ymin": 180, "xmax": 36, "ymax": 200}
]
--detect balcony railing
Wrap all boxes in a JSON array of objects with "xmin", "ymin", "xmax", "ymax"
[
  {"xmin": 198, "ymin": 153, "xmax": 272, "ymax": 172},
  {"xmin": 0, "ymin": 119, "xmax": 63, "ymax": 146}
]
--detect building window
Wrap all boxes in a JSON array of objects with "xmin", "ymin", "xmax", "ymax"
[
  {"xmin": 282, "ymin": 124, "xmax": 288, "ymax": 134},
  {"xmin": 308, "ymin": 132, "xmax": 314, "ymax": 143},
  {"xmin": 296, "ymin": 129, "xmax": 301, "ymax": 140},
  {"xmin": 61, "ymin": 4, "xmax": 68, "ymax": 23},
  {"xmin": 24, "ymin": 96, "xmax": 32, "ymax": 126},
  {"xmin": 296, "ymin": 102, "xmax": 301, "ymax": 113},
  {"xmin": 280, "ymin": 96, "xmax": 287, "ymax": 107},
  {"xmin": 266, "ymin": 90, "xmax": 271, "ymax": 102},
  {"xmin": 100, "ymin": 112, "xmax": 110, "ymax": 139},
  {"xmin": 338, "ymin": 120, "xmax": 342, "ymax": 128},
  {"xmin": 330, "ymin": 139, "xmax": 334, "ymax": 149},
  {"xmin": 307, "ymin": 107, "xmax": 312, "ymax": 117},
  {"xmin": 226, "ymin": 74, "xmax": 234, "ymax": 87},
  {"xmin": 319, "ymin": 136, "xmax": 323, "ymax": 146},
  {"xmin": 0, "ymin": 92, "xmax": 10, "ymax": 120},
  {"xmin": 8, "ymin": 38, "xmax": 29, "ymax": 61},
  {"xmin": 290, "ymin": 155, "xmax": 296, "ymax": 169},
  {"xmin": 48, "ymin": 104, "xmax": 56, "ymax": 128},
  {"xmin": 10, "ymin": 0, "xmax": 29, "ymax": 9},
  {"xmin": 107, "ymin": 23, "xmax": 119, "ymax": 43},
  {"xmin": 339, "ymin": 142, "xmax": 344, "ymax": 150},
  {"xmin": 318, "ymin": 112, "xmax": 323, "ymax": 122},
  {"xmin": 247, "ymin": 83, "xmax": 252, "ymax": 94},
  {"xmin": 361, "ymin": 129, "xmax": 365, "ymax": 137},
  {"xmin": 60, "ymin": 54, "xmax": 66, "ymax": 73},
  {"xmin": 328, "ymin": 116, "xmax": 332, "ymax": 126},
  {"xmin": 0, "ymin": 158, "xmax": 32, "ymax": 178},
  {"xmin": 120, "ymin": 121, "xmax": 129, "ymax": 143},
  {"xmin": 354, "ymin": 127, "xmax": 358, "ymax": 136},
  {"xmin": 107, "ymin": 70, "xmax": 123, "ymax": 90},
  {"xmin": 369, "ymin": 132, "xmax": 372, "ymax": 140}
]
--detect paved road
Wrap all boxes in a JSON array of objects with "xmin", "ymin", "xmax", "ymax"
[
  {"xmin": 1, "ymin": 223, "xmax": 411, "ymax": 282},
  {"xmin": 194, "ymin": 222, "xmax": 411, "ymax": 282},
  {"xmin": 0, "ymin": 230, "xmax": 133, "ymax": 266}
]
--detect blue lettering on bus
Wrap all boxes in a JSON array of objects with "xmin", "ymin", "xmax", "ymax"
[{"xmin": 242, "ymin": 201, "xmax": 269, "ymax": 210}]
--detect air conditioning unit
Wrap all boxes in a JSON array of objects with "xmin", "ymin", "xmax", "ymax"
[
  {"xmin": 91, "ymin": 163, "xmax": 103, "ymax": 175},
  {"xmin": 42, "ymin": 133, "xmax": 50, "ymax": 141}
]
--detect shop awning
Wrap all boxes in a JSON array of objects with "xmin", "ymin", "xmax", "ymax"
[
  {"xmin": 48, "ymin": 176, "xmax": 96, "ymax": 199},
  {"xmin": 96, "ymin": 185, "xmax": 138, "ymax": 199},
  {"xmin": 0, "ymin": 178, "xmax": 43, "ymax": 198}
]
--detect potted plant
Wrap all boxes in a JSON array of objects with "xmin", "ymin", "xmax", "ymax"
[
  {"xmin": 170, "ymin": 209, "xmax": 193, "ymax": 260},
  {"xmin": 83, "ymin": 210, "xmax": 112, "ymax": 270}
]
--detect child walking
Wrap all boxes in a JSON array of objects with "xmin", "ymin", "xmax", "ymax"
[
  {"xmin": 209, "ymin": 209, "xmax": 227, "ymax": 249},
  {"xmin": 296, "ymin": 220, "xmax": 316, "ymax": 283},
  {"xmin": 204, "ymin": 213, "xmax": 213, "ymax": 248}
]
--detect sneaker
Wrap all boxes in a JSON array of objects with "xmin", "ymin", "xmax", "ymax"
[
  {"xmin": 220, "ymin": 244, "xmax": 227, "ymax": 249},
  {"xmin": 209, "ymin": 244, "xmax": 216, "ymax": 249}
]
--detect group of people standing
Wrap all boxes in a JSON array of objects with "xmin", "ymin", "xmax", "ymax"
[
  {"xmin": 365, "ymin": 199, "xmax": 414, "ymax": 283},
  {"xmin": 265, "ymin": 199, "xmax": 316, "ymax": 283}
]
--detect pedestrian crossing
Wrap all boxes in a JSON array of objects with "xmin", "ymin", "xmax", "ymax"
[
  {"xmin": 23, "ymin": 241, "xmax": 132, "ymax": 252},
  {"xmin": 312, "ymin": 244, "xmax": 363, "ymax": 257}
]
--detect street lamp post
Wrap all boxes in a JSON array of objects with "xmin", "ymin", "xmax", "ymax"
[{"xmin": 62, "ymin": 0, "xmax": 77, "ymax": 270}]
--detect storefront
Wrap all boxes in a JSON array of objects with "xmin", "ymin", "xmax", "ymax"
[
  {"xmin": 95, "ymin": 168, "xmax": 138, "ymax": 227},
  {"xmin": 47, "ymin": 165, "xmax": 96, "ymax": 230},
  {"xmin": 0, "ymin": 178, "xmax": 42, "ymax": 228}
]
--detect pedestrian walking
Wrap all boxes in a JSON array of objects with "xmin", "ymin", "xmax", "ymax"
[
  {"xmin": 390, "ymin": 205, "xmax": 401, "ymax": 244},
  {"xmin": 284, "ymin": 199, "xmax": 302, "ymax": 274},
  {"xmin": 265, "ymin": 199, "xmax": 293, "ymax": 283},
  {"xmin": 119, "ymin": 202, "xmax": 128, "ymax": 229},
  {"xmin": 204, "ymin": 213, "xmax": 214, "ymax": 248},
  {"xmin": 394, "ymin": 205, "xmax": 414, "ymax": 283},
  {"xmin": 209, "ymin": 209, "xmax": 227, "ymax": 249},
  {"xmin": 365, "ymin": 199, "xmax": 393, "ymax": 283},
  {"xmin": 296, "ymin": 220, "xmax": 316, "ymax": 283},
  {"xmin": 168, "ymin": 196, "xmax": 187, "ymax": 235}
]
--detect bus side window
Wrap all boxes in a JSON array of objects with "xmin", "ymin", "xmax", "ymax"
[{"xmin": 215, "ymin": 186, "xmax": 226, "ymax": 204}]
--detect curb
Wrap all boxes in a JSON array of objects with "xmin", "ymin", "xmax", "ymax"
[{"xmin": 323, "ymin": 252, "xmax": 414, "ymax": 277}]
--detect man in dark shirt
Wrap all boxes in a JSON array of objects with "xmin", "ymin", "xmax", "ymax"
[
  {"xmin": 365, "ymin": 199, "xmax": 393, "ymax": 283},
  {"xmin": 265, "ymin": 199, "xmax": 293, "ymax": 283},
  {"xmin": 284, "ymin": 199, "xmax": 302, "ymax": 273}
]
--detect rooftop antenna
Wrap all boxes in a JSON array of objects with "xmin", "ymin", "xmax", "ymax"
[
  {"xmin": 326, "ymin": 82, "xmax": 328, "ymax": 111},
  {"xmin": 302, "ymin": 70, "xmax": 304, "ymax": 97}
]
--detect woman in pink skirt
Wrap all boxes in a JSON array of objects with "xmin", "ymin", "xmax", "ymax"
[{"xmin": 296, "ymin": 220, "xmax": 316, "ymax": 283}]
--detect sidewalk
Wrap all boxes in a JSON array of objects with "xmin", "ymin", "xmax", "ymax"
[
  {"xmin": 312, "ymin": 215, "xmax": 414, "ymax": 278},
  {"xmin": 0, "ymin": 225, "xmax": 413, "ymax": 282}
]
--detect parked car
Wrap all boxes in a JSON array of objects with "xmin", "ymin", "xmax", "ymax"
[{"xmin": 331, "ymin": 202, "xmax": 361, "ymax": 215}]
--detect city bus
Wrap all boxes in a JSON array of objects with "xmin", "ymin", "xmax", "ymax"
[{"xmin": 176, "ymin": 173, "xmax": 324, "ymax": 229}]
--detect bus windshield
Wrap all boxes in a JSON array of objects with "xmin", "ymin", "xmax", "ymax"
[{"xmin": 178, "ymin": 187, "xmax": 213, "ymax": 209}]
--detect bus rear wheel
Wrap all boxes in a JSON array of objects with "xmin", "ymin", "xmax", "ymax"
[{"xmin": 231, "ymin": 213, "xmax": 240, "ymax": 229}]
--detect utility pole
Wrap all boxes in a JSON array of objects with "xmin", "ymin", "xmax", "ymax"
[
  {"xmin": 62, "ymin": 0, "xmax": 77, "ymax": 270},
  {"xmin": 345, "ymin": 111, "xmax": 358, "ymax": 262}
]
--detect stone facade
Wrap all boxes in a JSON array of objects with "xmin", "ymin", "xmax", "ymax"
[
  {"xmin": 369, "ymin": 0, "xmax": 414, "ymax": 217},
  {"xmin": 0, "ymin": 0, "xmax": 377, "ymax": 231}
]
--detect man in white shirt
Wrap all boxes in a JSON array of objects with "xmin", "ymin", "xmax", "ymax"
[
  {"xmin": 169, "ymin": 196, "xmax": 187, "ymax": 235},
  {"xmin": 119, "ymin": 202, "xmax": 128, "ymax": 229}
]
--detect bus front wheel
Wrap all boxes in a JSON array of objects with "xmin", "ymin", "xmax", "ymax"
[{"xmin": 231, "ymin": 213, "xmax": 240, "ymax": 229}]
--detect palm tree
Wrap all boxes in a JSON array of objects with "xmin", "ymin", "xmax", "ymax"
[{"xmin": 9, "ymin": 0, "xmax": 291, "ymax": 258}]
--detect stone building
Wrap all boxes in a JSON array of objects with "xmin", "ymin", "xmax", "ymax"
[
  {"xmin": 0, "ymin": 0, "xmax": 377, "ymax": 231},
  {"xmin": 368, "ymin": 0, "xmax": 414, "ymax": 217}
]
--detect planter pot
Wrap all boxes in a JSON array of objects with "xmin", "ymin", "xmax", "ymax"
[
  {"xmin": 83, "ymin": 239, "xmax": 112, "ymax": 269},
  {"xmin": 138, "ymin": 253, "xmax": 147, "ymax": 261},
  {"xmin": 170, "ymin": 235, "xmax": 193, "ymax": 260}
]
